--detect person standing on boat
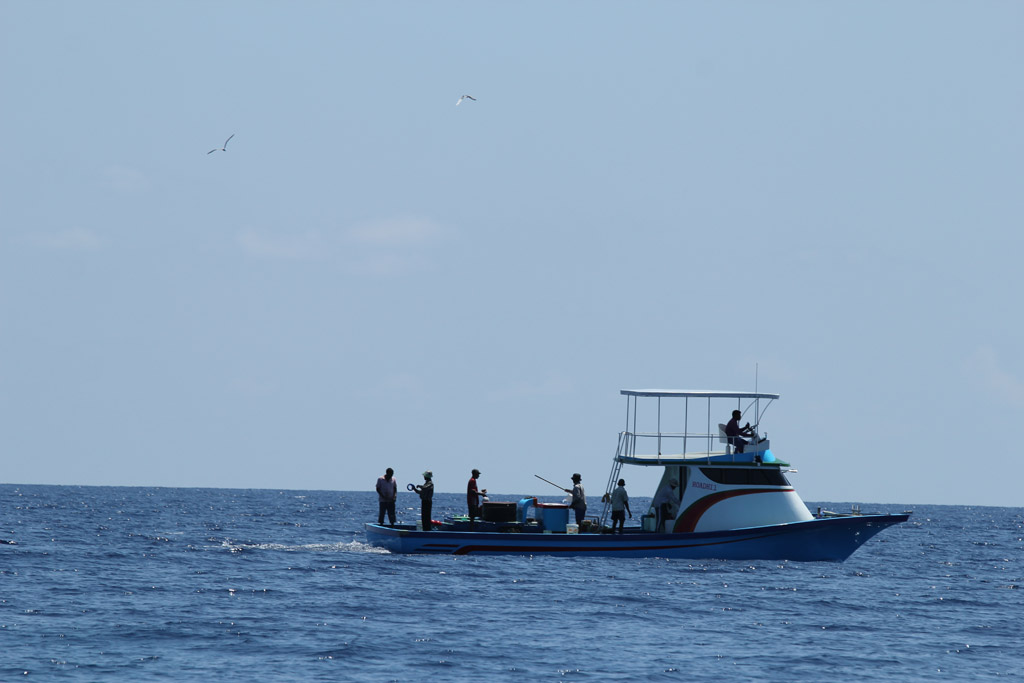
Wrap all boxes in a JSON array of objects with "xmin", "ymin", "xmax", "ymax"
[
  {"xmin": 376, "ymin": 467, "xmax": 398, "ymax": 526},
  {"xmin": 467, "ymin": 469, "xmax": 486, "ymax": 523},
  {"xmin": 563, "ymin": 473, "xmax": 587, "ymax": 525},
  {"xmin": 609, "ymin": 479, "xmax": 631, "ymax": 534},
  {"xmin": 652, "ymin": 478, "xmax": 678, "ymax": 532},
  {"xmin": 413, "ymin": 471, "xmax": 435, "ymax": 531},
  {"xmin": 725, "ymin": 409, "xmax": 759, "ymax": 454}
]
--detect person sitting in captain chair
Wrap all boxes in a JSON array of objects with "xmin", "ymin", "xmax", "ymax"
[{"xmin": 725, "ymin": 409, "xmax": 759, "ymax": 453}]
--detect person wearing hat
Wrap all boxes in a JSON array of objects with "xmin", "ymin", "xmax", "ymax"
[
  {"xmin": 563, "ymin": 473, "xmax": 587, "ymax": 526},
  {"xmin": 652, "ymin": 476, "xmax": 679, "ymax": 533},
  {"xmin": 609, "ymin": 479, "xmax": 631, "ymax": 534},
  {"xmin": 466, "ymin": 469, "xmax": 487, "ymax": 524},
  {"xmin": 412, "ymin": 471, "xmax": 435, "ymax": 531}
]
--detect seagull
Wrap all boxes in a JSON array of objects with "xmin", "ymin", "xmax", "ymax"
[
  {"xmin": 207, "ymin": 134, "xmax": 235, "ymax": 154},
  {"xmin": 456, "ymin": 95, "xmax": 477, "ymax": 106}
]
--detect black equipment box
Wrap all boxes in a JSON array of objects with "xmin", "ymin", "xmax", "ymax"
[{"xmin": 481, "ymin": 501, "xmax": 517, "ymax": 522}]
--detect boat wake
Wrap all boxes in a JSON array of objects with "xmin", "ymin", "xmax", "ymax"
[{"xmin": 215, "ymin": 539, "xmax": 389, "ymax": 554}]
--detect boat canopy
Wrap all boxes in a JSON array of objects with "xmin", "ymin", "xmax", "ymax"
[
  {"xmin": 612, "ymin": 388, "xmax": 780, "ymax": 466},
  {"xmin": 621, "ymin": 390, "xmax": 780, "ymax": 400}
]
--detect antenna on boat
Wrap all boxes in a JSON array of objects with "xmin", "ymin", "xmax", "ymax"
[{"xmin": 754, "ymin": 363, "xmax": 759, "ymax": 430}]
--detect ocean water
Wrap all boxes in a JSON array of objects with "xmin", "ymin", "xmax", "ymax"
[{"xmin": 1, "ymin": 485, "xmax": 1021, "ymax": 681}]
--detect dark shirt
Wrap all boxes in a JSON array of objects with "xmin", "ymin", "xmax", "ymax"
[
  {"xmin": 376, "ymin": 475, "xmax": 397, "ymax": 502},
  {"xmin": 467, "ymin": 477, "xmax": 480, "ymax": 508},
  {"xmin": 725, "ymin": 417, "xmax": 742, "ymax": 438},
  {"xmin": 570, "ymin": 483, "xmax": 586, "ymax": 510}
]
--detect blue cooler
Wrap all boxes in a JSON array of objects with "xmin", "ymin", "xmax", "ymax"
[{"xmin": 536, "ymin": 503, "xmax": 569, "ymax": 533}]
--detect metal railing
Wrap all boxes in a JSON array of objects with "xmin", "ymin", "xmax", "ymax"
[{"xmin": 620, "ymin": 431, "xmax": 722, "ymax": 460}]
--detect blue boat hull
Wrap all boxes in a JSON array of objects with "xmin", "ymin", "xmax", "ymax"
[{"xmin": 364, "ymin": 513, "xmax": 909, "ymax": 561}]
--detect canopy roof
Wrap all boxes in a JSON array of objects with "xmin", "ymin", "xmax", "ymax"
[{"xmin": 621, "ymin": 389, "xmax": 780, "ymax": 400}]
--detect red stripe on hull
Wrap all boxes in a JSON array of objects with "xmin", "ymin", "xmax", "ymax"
[{"xmin": 674, "ymin": 488, "xmax": 794, "ymax": 533}]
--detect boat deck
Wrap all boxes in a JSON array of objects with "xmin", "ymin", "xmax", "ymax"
[{"xmin": 618, "ymin": 452, "xmax": 789, "ymax": 466}]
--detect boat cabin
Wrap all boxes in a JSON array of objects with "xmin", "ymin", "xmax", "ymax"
[{"xmin": 599, "ymin": 390, "xmax": 814, "ymax": 533}]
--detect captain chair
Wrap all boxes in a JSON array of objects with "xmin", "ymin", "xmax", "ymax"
[{"xmin": 717, "ymin": 424, "xmax": 732, "ymax": 454}]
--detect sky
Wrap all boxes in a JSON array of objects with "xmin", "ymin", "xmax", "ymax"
[{"xmin": 1, "ymin": 1, "xmax": 1022, "ymax": 506}]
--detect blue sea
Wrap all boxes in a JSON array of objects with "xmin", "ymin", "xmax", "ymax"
[{"xmin": 1, "ymin": 485, "xmax": 1021, "ymax": 681}]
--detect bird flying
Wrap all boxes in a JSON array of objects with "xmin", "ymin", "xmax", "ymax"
[
  {"xmin": 207, "ymin": 134, "xmax": 235, "ymax": 154},
  {"xmin": 456, "ymin": 95, "xmax": 477, "ymax": 106}
]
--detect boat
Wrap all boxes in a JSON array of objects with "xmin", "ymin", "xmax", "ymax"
[{"xmin": 364, "ymin": 389, "xmax": 910, "ymax": 560}]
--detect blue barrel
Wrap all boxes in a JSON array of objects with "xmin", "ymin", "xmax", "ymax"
[{"xmin": 517, "ymin": 498, "xmax": 537, "ymax": 525}]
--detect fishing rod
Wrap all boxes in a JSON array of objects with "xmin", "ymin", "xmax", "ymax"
[{"xmin": 534, "ymin": 474, "xmax": 568, "ymax": 492}]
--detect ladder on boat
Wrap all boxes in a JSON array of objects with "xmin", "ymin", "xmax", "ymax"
[{"xmin": 598, "ymin": 432, "xmax": 627, "ymax": 528}]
